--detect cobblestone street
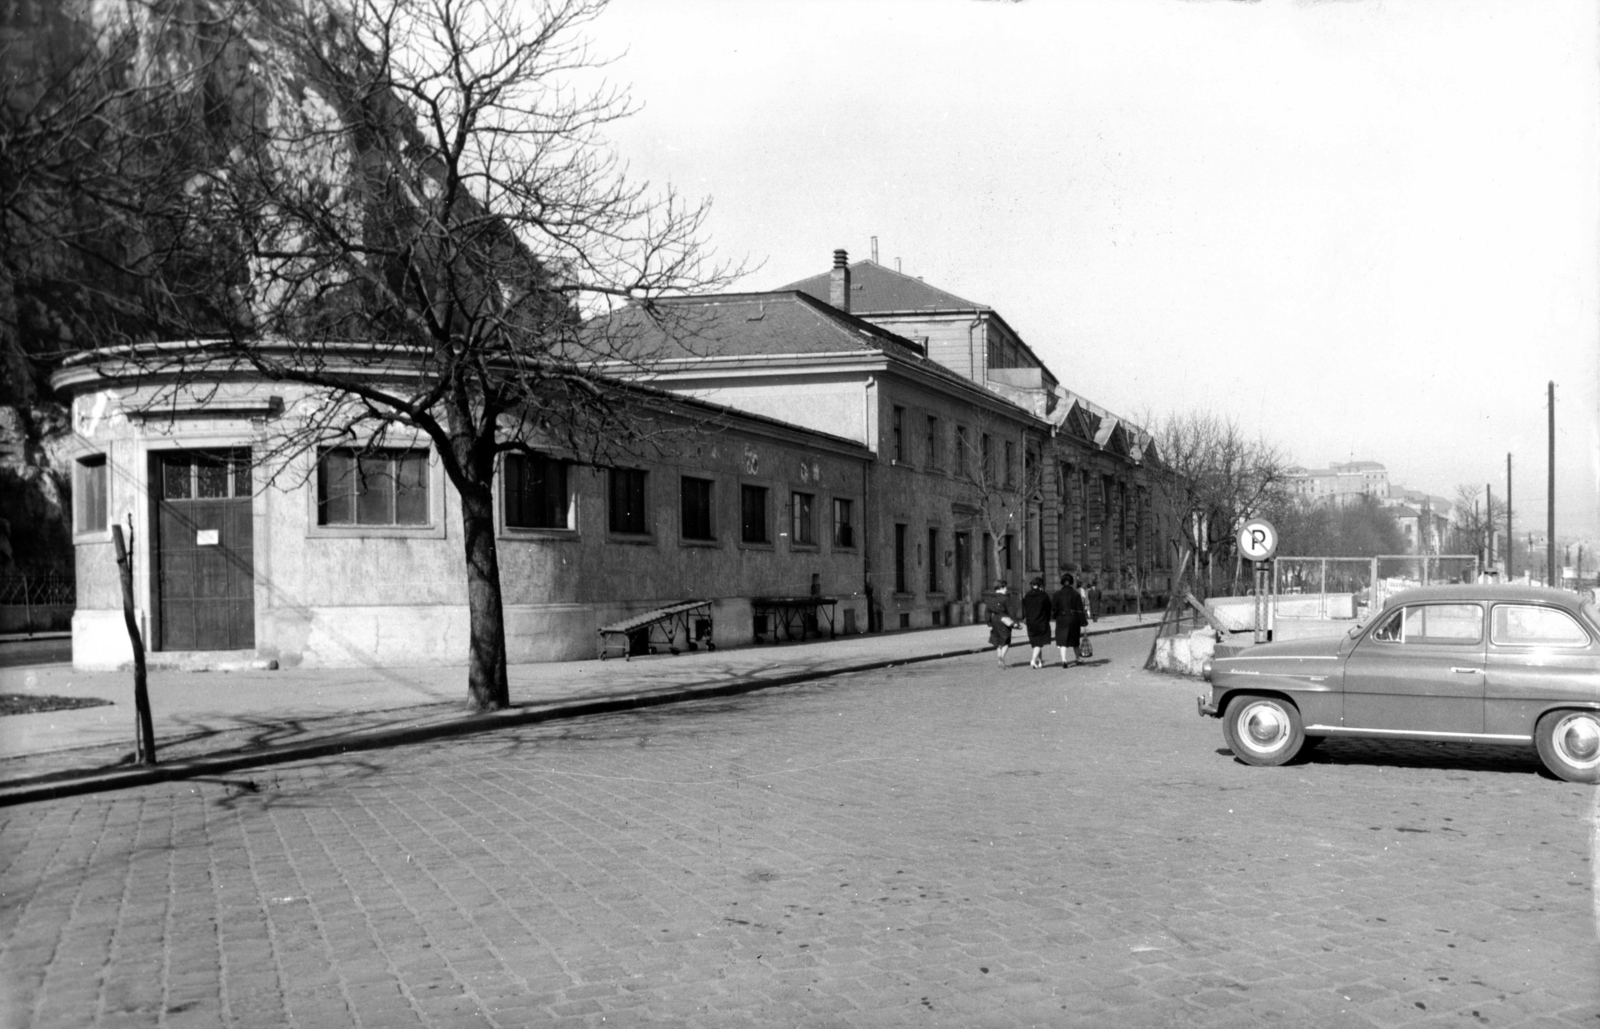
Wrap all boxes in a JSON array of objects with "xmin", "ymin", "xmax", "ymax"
[{"xmin": 3, "ymin": 631, "xmax": 1597, "ymax": 1028}]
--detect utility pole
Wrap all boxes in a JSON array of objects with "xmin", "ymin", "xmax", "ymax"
[
  {"xmin": 1548, "ymin": 381, "xmax": 1556, "ymax": 586},
  {"xmin": 1505, "ymin": 453, "xmax": 1512, "ymax": 579},
  {"xmin": 1486, "ymin": 483, "xmax": 1494, "ymax": 573}
]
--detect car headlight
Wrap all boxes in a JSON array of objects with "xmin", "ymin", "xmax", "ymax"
[{"xmin": 1201, "ymin": 659, "xmax": 1213, "ymax": 681}]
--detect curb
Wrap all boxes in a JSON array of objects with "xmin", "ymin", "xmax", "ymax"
[
  {"xmin": 0, "ymin": 631, "xmax": 72, "ymax": 644},
  {"xmin": 0, "ymin": 622, "xmax": 1155, "ymax": 807}
]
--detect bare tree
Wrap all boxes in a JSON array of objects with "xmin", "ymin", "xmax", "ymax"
[
  {"xmin": 953, "ymin": 414, "xmax": 1045, "ymax": 587},
  {"xmin": 21, "ymin": 0, "xmax": 740, "ymax": 708},
  {"xmin": 1447, "ymin": 484, "xmax": 1505, "ymax": 570},
  {"xmin": 1152, "ymin": 411, "xmax": 1290, "ymax": 595}
]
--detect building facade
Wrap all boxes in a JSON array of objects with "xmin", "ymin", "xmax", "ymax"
[
  {"xmin": 1286, "ymin": 461, "xmax": 1390, "ymax": 506},
  {"xmin": 57, "ymin": 253, "xmax": 1181, "ymax": 669},
  {"xmin": 54, "ymin": 349, "xmax": 874, "ymax": 669}
]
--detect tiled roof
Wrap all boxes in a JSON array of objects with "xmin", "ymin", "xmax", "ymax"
[
  {"xmin": 779, "ymin": 260, "xmax": 988, "ymax": 314},
  {"xmin": 592, "ymin": 291, "xmax": 924, "ymax": 361},
  {"xmin": 590, "ymin": 291, "xmax": 1048, "ymax": 421}
]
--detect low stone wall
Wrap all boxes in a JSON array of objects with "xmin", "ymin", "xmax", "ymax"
[
  {"xmin": 0, "ymin": 604, "xmax": 73, "ymax": 634},
  {"xmin": 1206, "ymin": 593, "xmax": 1355, "ymax": 630},
  {"xmin": 1151, "ymin": 628, "xmax": 1217, "ymax": 677}
]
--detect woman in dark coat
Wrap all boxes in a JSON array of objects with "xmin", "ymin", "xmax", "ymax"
[
  {"xmin": 988, "ymin": 580, "xmax": 1019, "ymax": 668},
  {"xmin": 1019, "ymin": 576, "xmax": 1054, "ymax": 669},
  {"xmin": 1052, "ymin": 572, "xmax": 1087, "ymax": 668}
]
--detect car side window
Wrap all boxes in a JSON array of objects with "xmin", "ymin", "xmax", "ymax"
[
  {"xmin": 1492, "ymin": 605, "xmax": 1590, "ymax": 647},
  {"xmin": 1372, "ymin": 604, "xmax": 1481, "ymax": 645},
  {"xmin": 1413, "ymin": 604, "xmax": 1482, "ymax": 644}
]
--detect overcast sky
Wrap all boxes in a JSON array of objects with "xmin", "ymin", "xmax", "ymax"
[{"xmin": 585, "ymin": 0, "xmax": 1599, "ymax": 538}]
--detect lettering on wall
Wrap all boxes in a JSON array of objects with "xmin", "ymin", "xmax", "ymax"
[
  {"xmin": 798, "ymin": 458, "xmax": 820, "ymax": 484},
  {"xmin": 743, "ymin": 444, "xmax": 759, "ymax": 475}
]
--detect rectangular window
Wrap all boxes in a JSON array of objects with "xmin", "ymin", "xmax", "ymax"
[
  {"xmin": 832, "ymin": 497, "xmax": 854, "ymax": 548},
  {"xmin": 981, "ymin": 434, "xmax": 993, "ymax": 481},
  {"xmin": 1374, "ymin": 603, "xmax": 1484, "ymax": 645},
  {"xmin": 741, "ymin": 485, "xmax": 769, "ymax": 543},
  {"xmin": 1005, "ymin": 441, "xmax": 1015, "ymax": 488},
  {"xmin": 895, "ymin": 523, "xmax": 908, "ymax": 593},
  {"xmin": 74, "ymin": 454, "xmax": 108, "ymax": 534},
  {"xmin": 1027, "ymin": 508, "xmax": 1042, "ymax": 572},
  {"xmin": 927, "ymin": 527, "xmax": 940, "ymax": 593},
  {"xmin": 318, "ymin": 448, "xmax": 428, "ymax": 526},
  {"xmin": 956, "ymin": 426, "xmax": 970, "ymax": 477},
  {"xmin": 1492, "ymin": 604, "xmax": 1590, "ymax": 647},
  {"xmin": 926, "ymin": 416, "xmax": 939, "ymax": 470},
  {"xmin": 892, "ymin": 406, "xmax": 905, "ymax": 462},
  {"xmin": 503, "ymin": 453, "xmax": 569, "ymax": 529},
  {"xmin": 161, "ymin": 449, "xmax": 251, "ymax": 502},
  {"xmin": 681, "ymin": 476, "xmax": 714, "ymax": 541},
  {"xmin": 791, "ymin": 491, "xmax": 816, "ymax": 545},
  {"xmin": 608, "ymin": 468, "xmax": 649, "ymax": 534}
]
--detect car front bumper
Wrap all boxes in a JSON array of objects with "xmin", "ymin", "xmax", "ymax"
[{"xmin": 1196, "ymin": 693, "xmax": 1219, "ymax": 718}]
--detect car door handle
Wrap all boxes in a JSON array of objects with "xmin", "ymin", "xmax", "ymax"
[{"xmin": 1450, "ymin": 667, "xmax": 1481, "ymax": 674}]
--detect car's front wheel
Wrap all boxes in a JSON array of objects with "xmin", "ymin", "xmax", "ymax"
[
  {"xmin": 1222, "ymin": 694, "xmax": 1304, "ymax": 766},
  {"xmin": 1534, "ymin": 709, "xmax": 1600, "ymax": 784}
]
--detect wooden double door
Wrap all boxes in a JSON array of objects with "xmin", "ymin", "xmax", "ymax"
[{"xmin": 152, "ymin": 449, "xmax": 255, "ymax": 652}]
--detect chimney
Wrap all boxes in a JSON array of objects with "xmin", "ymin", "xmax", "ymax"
[
  {"xmin": 829, "ymin": 249, "xmax": 850, "ymax": 313},
  {"xmin": 871, "ymin": 236, "xmax": 879, "ymax": 263}
]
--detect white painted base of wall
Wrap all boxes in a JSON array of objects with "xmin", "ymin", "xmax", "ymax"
[
  {"xmin": 72, "ymin": 609, "xmax": 148, "ymax": 671},
  {"xmin": 73, "ymin": 596, "xmax": 875, "ymax": 669}
]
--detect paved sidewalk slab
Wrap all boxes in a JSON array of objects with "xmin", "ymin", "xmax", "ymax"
[{"xmin": 0, "ymin": 615, "xmax": 1163, "ymax": 804}]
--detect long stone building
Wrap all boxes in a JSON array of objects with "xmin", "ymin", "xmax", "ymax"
[{"xmin": 56, "ymin": 253, "xmax": 1178, "ymax": 670}]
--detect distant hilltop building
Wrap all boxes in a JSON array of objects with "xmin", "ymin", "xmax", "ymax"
[
  {"xmin": 1286, "ymin": 462, "xmax": 1457, "ymax": 550},
  {"xmin": 1286, "ymin": 461, "xmax": 1390, "ymax": 506}
]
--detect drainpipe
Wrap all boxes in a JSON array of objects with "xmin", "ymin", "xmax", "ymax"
[
  {"xmin": 862, "ymin": 375, "xmax": 876, "ymax": 631},
  {"xmin": 862, "ymin": 457, "xmax": 873, "ymax": 632}
]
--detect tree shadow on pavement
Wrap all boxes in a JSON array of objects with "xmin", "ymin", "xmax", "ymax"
[{"xmin": 193, "ymin": 756, "xmax": 397, "ymax": 812}]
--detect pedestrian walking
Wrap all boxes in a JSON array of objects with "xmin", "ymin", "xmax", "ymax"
[
  {"xmin": 988, "ymin": 579, "xmax": 1019, "ymax": 668},
  {"xmin": 1020, "ymin": 576, "xmax": 1053, "ymax": 669},
  {"xmin": 1080, "ymin": 577, "xmax": 1096, "ymax": 622},
  {"xmin": 1053, "ymin": 572, "xmax": 1088, "ymax": 668}
]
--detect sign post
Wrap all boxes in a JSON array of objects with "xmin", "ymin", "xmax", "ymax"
[{"xmin": 1237, "ymin": 518, "xmax": 1279, "ymax": 645}]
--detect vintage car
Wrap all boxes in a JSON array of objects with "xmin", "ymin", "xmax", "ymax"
[{"xmin": 1197, "ymin": 584, "xmax": 1600, "ymax": 782}]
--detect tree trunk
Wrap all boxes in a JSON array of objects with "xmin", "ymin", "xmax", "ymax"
[{"xmin": 459, "ymin": 480, "xmax": 509, "ymax": 709}]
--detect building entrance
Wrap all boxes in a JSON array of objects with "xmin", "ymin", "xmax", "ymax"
[{"xmin": 152, "ymin": 449, "xmax": 255, "ymax": 651}]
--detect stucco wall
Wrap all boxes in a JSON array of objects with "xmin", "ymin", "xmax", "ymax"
[
  {"xmin": 664, "ymin": 378, "xmax": 869, "ymax": 449},
  {"xmin": 63, "ymin": 378, "xmax": 871, "ymax": 670},
  {"xmin": 867, "ymin": 370, "xmax": 1040, "ymax": 629}
]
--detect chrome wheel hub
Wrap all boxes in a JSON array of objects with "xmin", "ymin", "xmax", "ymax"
[
  {"xmin": 1240, "ymin": 703, "xmax": 1288, "ymax": 752},
  {"xmin": 1554, "ymin": 713, "xmax": 1600, "ymax": 768}
]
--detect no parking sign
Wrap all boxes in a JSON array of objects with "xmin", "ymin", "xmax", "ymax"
[{"xmin": 1237, "ymin": 518, "xmax": 1278, "ymax": 562}]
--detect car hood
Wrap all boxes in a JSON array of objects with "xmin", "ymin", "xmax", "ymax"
[{"xmin": 1214, "ymin": 635, "xmax": 1346, "ymax": 671}]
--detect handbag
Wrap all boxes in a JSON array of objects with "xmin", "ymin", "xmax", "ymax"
[{"xmin": 1077, "ymin": 637, "xmax": 1094, "ymax": 660}]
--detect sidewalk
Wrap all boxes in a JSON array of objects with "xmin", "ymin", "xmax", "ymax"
[{"xmin": 0, "ymin": 613, "xmax": 1159, "ymax": 804}]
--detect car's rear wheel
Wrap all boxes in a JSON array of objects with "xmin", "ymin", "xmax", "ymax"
[
  {"xmin": 1222, "ymin": 694, "xmax": 1304, "ymax": 766},
  {"xmin": 1534, "ymin": 709, "xmax": 1600, "ymax": 784}
]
